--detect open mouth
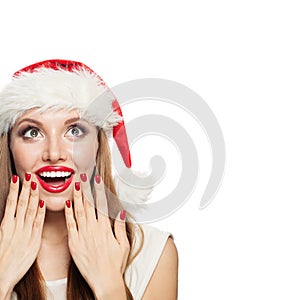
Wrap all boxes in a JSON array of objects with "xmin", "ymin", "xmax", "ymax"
[
  {"xmin": 36, "ymin": 167, "xmax": 75, "ymax": 193},
  {"xmin": 38, "ymin": 171, "xmax": 73, "ymax": 185}
]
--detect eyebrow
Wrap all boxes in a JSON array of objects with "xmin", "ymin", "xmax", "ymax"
[
  {"xmin": 64, "ymin": 117, "xmax": 81, "ymax": 125},
  {"xmin": 16, "ymin": 117, "xmax": 83, "ymax": 127}
]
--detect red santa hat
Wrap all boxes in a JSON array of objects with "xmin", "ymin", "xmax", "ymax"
[{"xmin": 0, "ymin": 59, "xmax": 131, "ymax": 168}]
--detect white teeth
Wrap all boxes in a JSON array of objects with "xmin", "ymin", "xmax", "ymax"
[{"xmin": 39, "ymin": 171, "xmax": 72, "ymax": 178}]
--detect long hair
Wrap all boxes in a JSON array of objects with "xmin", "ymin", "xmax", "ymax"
[{"xmin": 0, "ymin": 129, "xmax": 143, "ymax": 300}]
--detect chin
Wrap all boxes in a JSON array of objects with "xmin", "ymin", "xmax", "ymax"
[
  {"xmin": 39, "ymin": 188, "xmax": 73, "ymax": 212},
  {"xmin": 45, "ymin": 200, "xmax": 66, "ymax": 212}
]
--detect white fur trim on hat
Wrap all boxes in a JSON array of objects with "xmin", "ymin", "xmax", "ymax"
[{"xmin": 0, "ymin": 67, "xmax": 122, "ymax": 134}]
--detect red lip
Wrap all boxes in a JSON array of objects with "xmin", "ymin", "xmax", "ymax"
[
  {"xmin": 36, "ymin": 166, "xmax": 75, "ymax": 173},
  {"xmin": 35, "ymin": 166, "xmax": 75, "ymax": 193}
]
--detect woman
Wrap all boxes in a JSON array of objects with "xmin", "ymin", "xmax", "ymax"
[{"xmin": 0, "ymin": 60, "xmax": 178, "ymax": 300}]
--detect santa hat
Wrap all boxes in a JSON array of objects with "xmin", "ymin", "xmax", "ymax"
[{"xmin": 0, "ymin": 59, "xmax": 131, "ymax": 168}]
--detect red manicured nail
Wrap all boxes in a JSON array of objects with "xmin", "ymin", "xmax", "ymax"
[
  {"xmin": 25, "ymin": 173, "xmax": 31, "ymax": 181},
  {"xmin": 75, "ymin": 182, "xmax": 80, "ymax": 191},
  {"xmin": 39, "ymin": 200, "xmax": 44, "ymax": 208},
  {"xmin": 66, "ymin": 200, "xmax": 71, "ymax": 208},
  {"xmin": 80, "ymin": 173, "xmax": 87, "ymax": 182},
  {"xmin": 95, "ymin": 174, "xmax": 101, "ymax": 184},
  {"xmin": 31, "ymin": 181, "xmax": 37, "ymax": 190},
  {"xmin": 120, "ymin": 210, "xmax": 127, "ymax": 221},
  {"xmin": 12, "ymin": 175, "xmax": 18, "ymax": 184}
]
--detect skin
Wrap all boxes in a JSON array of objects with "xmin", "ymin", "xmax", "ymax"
[
  {"xmin": 9, "ymin": 108, "xmax": 99, "ymax": 211},
  {"xmin": 0, "ymin": 108, "xmax": 178, "ymax": 300}
]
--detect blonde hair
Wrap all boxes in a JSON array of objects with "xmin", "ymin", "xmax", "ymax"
[{"xmin": 0, "ymin": 129, "xmax": 143, "ymax": 300}]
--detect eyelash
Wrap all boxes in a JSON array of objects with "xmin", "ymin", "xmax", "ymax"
[
  {"xmin": 66, "ymin": 124, "xmax": 87, "ymax": 137},
  {"xmin": 20, "ymin": 126, "xmax": 40, "ymax": 139},
  {"xmin": 20, "ymin": 124, "xmax": 87, "ymax": 139}
]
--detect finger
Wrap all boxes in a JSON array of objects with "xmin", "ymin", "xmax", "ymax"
[
  {"xmin": 24, "ymin": 176, "xmax": 40, "ymax": 228},
  {"xmin": 73, "ymin": 181, "xmax": 87, "ymax": 232},
  {"xmin": 2, "ymin": 175, "xmax": 20, "ymax": 222},
  {"xmin": 64, "ymin": 200, "xmax": 78, "ymax": 242},
  {"xmin": 31, "ymin": 198, "xmax": 46, "ymax": 238},
  {"xmin": 114, "ymin": 210, "xmax": 130, "ymax": 273},
  {"xmin": 16, "ymin": 172, "xmax": 32, "ymax": 226},
  {"xmin": 114, "ymin": 210, "xmax": 129, "ymax": 248},
  {"xmin": 94, "ymin": 175, "xmax": 111, "ymax": 228},
  {"xmin": 80, "ymin": 173, "xmax": 97, "ymax": 223}
]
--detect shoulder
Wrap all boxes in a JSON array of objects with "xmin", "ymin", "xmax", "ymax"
[
  {"xmin": 125, "ymin": 225, "xmax": 178, "ymax": 300},
  {"xmin": 142, "ymin": 237, "xmax": 178, "ymax": 300},
  {"xmin": 158, "ymin": 237, "xmax": 178, "ymax": 269}
]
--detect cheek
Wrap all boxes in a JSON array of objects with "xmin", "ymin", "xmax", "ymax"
[
  {"xmin": 72, "ymin": 140, "xmax": 99, "ymax": 172},
  {"xmin": 10, "ymin": 143, "xmax": 41, "ymax": 175}
]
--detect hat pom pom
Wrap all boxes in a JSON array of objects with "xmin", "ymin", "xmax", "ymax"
[{"xmin": 114, "ymin": 169, "xmax": 154, "ymax": 205}]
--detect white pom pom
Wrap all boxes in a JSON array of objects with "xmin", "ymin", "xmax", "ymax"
[{"xmin": 114, "ymin": 169, "xmax": 154, "ymax": 204}]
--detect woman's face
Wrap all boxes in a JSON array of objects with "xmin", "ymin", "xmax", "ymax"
[{"xmin": 9, "ymin": 108, "xmax": 99, "ymax": 211}]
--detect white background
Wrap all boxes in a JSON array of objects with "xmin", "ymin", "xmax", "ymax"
[{"xmin": 1, "ymin": 1, "xmax": 300, "ymax": 299}]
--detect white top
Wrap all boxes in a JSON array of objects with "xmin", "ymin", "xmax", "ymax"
[{"xmin": 11, "ymin": 225, "xmax": 171, "ymax": 300}]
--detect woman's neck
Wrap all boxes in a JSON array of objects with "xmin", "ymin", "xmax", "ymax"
[
  {"xmin": 42, "ymin": 210, "xmax": 68, "ymax": 244},
  {"xmin": 38, "ymin": 210, "xmax": 70, "ymax": 281}
]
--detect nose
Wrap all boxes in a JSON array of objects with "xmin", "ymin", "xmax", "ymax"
[{"xmin": 42, "ymin": 136, "xmax": 68, "ymax": 162}]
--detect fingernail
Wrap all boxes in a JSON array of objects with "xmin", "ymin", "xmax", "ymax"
[
  {"xmin": 95, "ymin": 174, "xmax": 101, "ymax": 184},
  {"xmin": 66, "ymin": 200, "xmax": 71, "ymax": 208},
  {"xmin": 31, "ymin": 181, "xmax": 37, "ymax": 191},
  {"xmin": 80, "ymin": 173, "xmax": 87, "ymax": 182},
  {"xmin": 39, "ymin": 200, "xmax": 44, "ymax": 208},
  {"xmin": 120, "ymin": 210, "xmax": 127, "ymax": 221},
  {"xmin": 75, "ymin": 182, "xmax": 80, "ymax": 191},
  {"xmin": 12, "ymin": 175, "xmax": 18, "ymax": 184},
  {"xmin": 25, "ymin": 173, "xmax": 31, "ymax": 181}
]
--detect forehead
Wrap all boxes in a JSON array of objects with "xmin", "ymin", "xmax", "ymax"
[{"xmin": 15, "ymin": 108, "xmax": 81, "ymax": 125}]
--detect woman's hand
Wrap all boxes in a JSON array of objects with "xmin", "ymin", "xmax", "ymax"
[
  {"xmin": 64, "ymin": 173, "xmax": 130, "ymax": 300},
  {"xmin": 0, "ymin": 174, "xmax": 46, "ymax": 299}
]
